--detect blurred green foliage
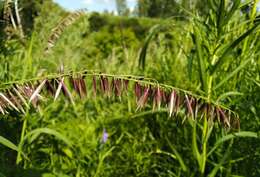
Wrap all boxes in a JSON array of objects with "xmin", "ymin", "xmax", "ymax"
[{"xmin": 0, "ymin": 0, "xmax": 260, "ymax": 177}]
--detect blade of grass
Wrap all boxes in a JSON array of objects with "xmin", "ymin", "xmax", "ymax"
[
  {"xmin": 0, "ymin": 136, "xmax": 19, "ymax": 152},
  {"xmin": 208, "ymin": 140, "xmax": 233, "ymax": 177},
  {"xmin": 214, "ymin": 58, "xmax": 251, "ymax": 90},
  {"xmin": 139, "ymin": 24, "xmax": 163, "ymax": 70},
  {"xmin": 211, "ymin": 23, "xmax": 260, "ymax": 74},
  {"xmin": 21, "ymin": 128, "xmax": 72, "ymax": 147},
  {"xmin": 166, "ymin": 136, "xmax": 187, "ymax": 172},
  {"xmin": 207, "ymin": 131, "xmax": 258, "ymax": 157},
  {"xmin": 193, "ymin": 27, "xmax": 207, "ymax": 92}
]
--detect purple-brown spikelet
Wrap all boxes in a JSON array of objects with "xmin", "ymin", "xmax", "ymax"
[
  {"xmin": 23, "ymin": 85, "xmax": 33, "ymax": 98},
  {"xmin": 123, "ymin": 79, "xmax": 129, "ymax": 92},
  {"xmin": 134, "ymin": 82, "xmax": 142, "ymax": 101},
  {"xmin": 50, "ymin": 79, "xmax": 59, "ymax": 90},
  {"xmin": 93, "ymin": 76, "xmax": 97, "ymax": 97},
  {"xmin": 79, "ymin": 78, "xmax": 87, "ymax": 98},
  {"xmin": 168, "ymin": 90, "xmax": 176, "ymax": 117},
  {"xmin": 0, "ymin": 99, "xmax": 6, "ymax": 114},
  {"xmin": 71, "ymin": 78, "xmax": 79, "ymax": 94},
  {"xmin": 111, "ymin": 78, "xmax": 115, "ymax": 92},
  {"xmin": 105, "ymin": 77, "xmax": 110, "ymax": 92},
  {"xmin": 153, "ymin": 87, "xmax": 162, "ymax": 110},
  {"xmin": 61, "ymin": 82, "xmax": 74, "ymax": 104},
  {"xmin": 185, "ymin": 95, "xmax": 194, "ymax": 119},
  {"xmin": 22, "ymin": 85, "xmax": 39, "ymax": 106},
  {"xmin": 205, "ymin": 105, "xmax": 211, "ymax": 120},
  {"xmin": 114, "ymin": 79, "xmax": 122, "ymax": 97},
  {"xmin": 103, "ymin": 77, "xmax": 110, "ymax": 96},
  {"xmin": 175, "ymin": 94, "xmax": 181, "ymax": 113},
  {"xmin": 7, "ymin": 90, "xmax": 23, "ymax": 112},
  {"xmin": 100, "ymin": 76, "xmax": 110, "ymax": 96},
  {"xmin": 61, "ymin": 82, "xmax": 70, "ymax": 98},
  {"xmin": 216, "ymin": 106, "xmax": 221, "ymax": 123},
  {"xmin": 218, "ymin": 108, "xmax": 230, "ymax": 127},
  {"xmin": 0, "ymin": 105, "xmax": 5, "ymax": 114},
  {"xmin": 209, "ymin": 105, "xmax": 216, "ymax": 122},
  {"xmin": 100, "ymin": 76, "xmax": 105, "ymax": 93},
  {"xmin": 80, "ymin": 78, "xmax": 87, "ymax": 96},
  {"xmin": 193, "ymin": 99, "xmax": 200, "ymax": 119},
  {"xmin": 160, "ymin": 89, "xmax": 166, "ymax": 105},
  {"xmin": 137, "ymin": 86, "xmax": 150, "ymax": 110},
  {"xmin": 46, "ymin": 80, "xmax": 55, "ymax": 96}
]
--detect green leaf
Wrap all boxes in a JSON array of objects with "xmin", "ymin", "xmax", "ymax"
[
  {"xmin": 216, "ymin": 0, "xmax": 225, "ymax": 35},
  {"xmin": 0, "ymin": 135, "xmax": 19, "ymax": 152},
  {"xmin": 208, "ymin": 0, "xmax": 218, "ymax": 12},
  {"xmin": 193, "ymin": 27, "xmax": 207, "ymax": 92},
  {"xmin": 19, "ymin": 128, "xmax": 72, "ymax": 150},
  {"xmin": 207, "ymin": 131, "xmax": 258, "ymax": 157},
  {"xmin": 208, "ymin": 140, "xmax": 233, "ymax": 177},
  {"xmin": 211, "ymin": 23, "xmax": 260, "ymax": 74},
  {"xmin": 192, "ymin": 122, "xmax": 202, "ymax": 169},
  {"xmin": 216, "ymin": 91, "xmax": 243, "ymax": 102},
  {"xmin": 187, "ymin": 50, "xmax": 194, "ymax": 80},
  {"xmin": 223, "ymin": 0, "xmax": 241, "ymax": 26},
  {"xmin": 138, "ymin": 24, "xmax": 164, "ymax": 70},
  {"xmin": 214, "ymin": 58, "xmax": 251, "ymax": 90},
  {"xmin": 166, "ymin": 136, "xmax": 187, "ymax": 172}
]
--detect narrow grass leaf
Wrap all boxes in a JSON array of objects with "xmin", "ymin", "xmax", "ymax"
[
  {"xmin": 214, "ymin": 58, "xmax": 251, "ymax": 90},
  {"xmin": 21, "ymin": 128, "xmax": 72, "ymax": 148},
  {"xmin": 192, "ymin": 27, "xmax": 207, "ymax": 91},
  {"xmin": 139, "ymin": 24, "xmax": 162, "ymax": 70},
  {"xmin": 211, "ymin": 23, "xmax": 260, "ymax": 74},
  {"xmin": 207, "ymin": 131, "xmax": 258, "ymax": 157},
  {"xmin": 0, "ymin": 136, "xmax": 19, "ymax": 152},
  {"xmin": 166, "ymin": 137, "xmax": 187, "ymax": 172}
]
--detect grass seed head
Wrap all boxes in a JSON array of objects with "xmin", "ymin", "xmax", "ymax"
[{"xmin": 137, "ymin": 86, "xmax": 150, "ymax": 110}]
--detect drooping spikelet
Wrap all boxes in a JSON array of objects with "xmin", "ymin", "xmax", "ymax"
[
  {"xmin": 137, "ymin": 86, "xmax": 150, "ymax": 110},
  {"xmin": 168, "ymin": 90, "xmax": 176, "ymax": 117},
  {"xmin": 134, "ymin": 82, "xmax": 142, "ymax": 101},
  {"xmin": 92, "ymin": 76, "xmax": 97, "ymax": 97},
  {"xmin": 152, "ymin": 86, "xmax": 162, "ymax": 110}
]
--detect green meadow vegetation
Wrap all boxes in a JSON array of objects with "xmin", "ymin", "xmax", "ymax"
[{"xmin": 0, "ymin": 0, "xmax": 260, "ymax": 176}]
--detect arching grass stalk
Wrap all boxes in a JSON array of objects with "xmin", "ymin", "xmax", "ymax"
[{"xmin": 0, "ymin": 69, "xmax": 238, "ymax": 115}]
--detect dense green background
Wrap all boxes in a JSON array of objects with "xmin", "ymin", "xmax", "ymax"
[{"xmin": 0, "ymin": 0, "xmax": 260, "ymax": 176}]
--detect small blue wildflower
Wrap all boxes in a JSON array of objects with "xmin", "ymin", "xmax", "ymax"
[{"xmin": 101, "ymin": 129, "xmax": 109, "ymax": 143}]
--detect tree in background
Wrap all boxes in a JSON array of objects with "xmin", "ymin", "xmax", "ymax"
[
  {"xmin": 116, "ymin": 0, "xmax": 129, "ymax": 16},
  {"xmin": 137, "ymin": 0, "xmax": 180, "ymax": 17},
  {"xmin": 136, "ymin": 0, "xmax": 211, "ymax": 18}
]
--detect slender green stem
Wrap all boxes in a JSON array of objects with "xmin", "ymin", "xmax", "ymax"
[
  {"xmin": 16, "ymin": 110, "xmax": 29, "ymax": 165},
  {"xmin": 200, "ymin": 114, "xmax": 208, "ymax": 174},
  {"xmin": 208, "ymin": 54, "xmax": 218, "ymax": 101}
]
